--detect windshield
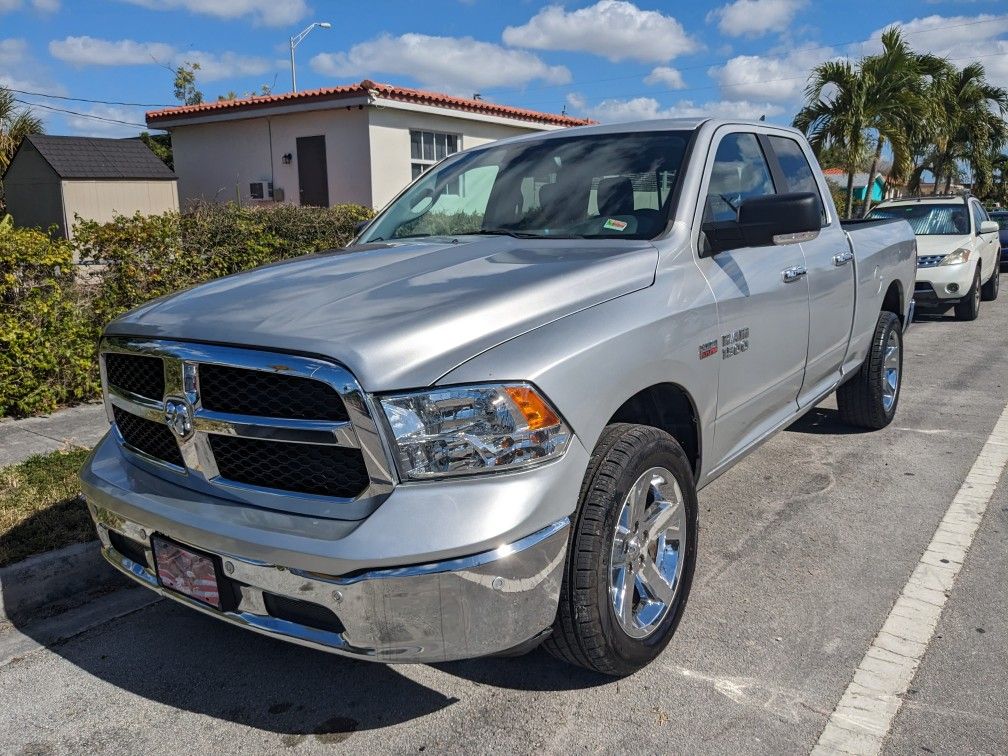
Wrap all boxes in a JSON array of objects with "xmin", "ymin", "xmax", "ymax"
[
  {"xmin": 360, "ymin": 130, "xmax": 691, "ymax": 243},
  {"xmin": 866, "ymin": 203, "xmax": 970, "ymax": 236}
]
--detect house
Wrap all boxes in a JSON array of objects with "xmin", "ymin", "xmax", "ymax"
[
  {"xmin": 822, "ymin": 168, "xmax": 887, "ymax": 202},
  {"xmin": 145, "ymin": 79, "xmax": 593, "ymax": 211},
  {"xmin": 2, "ymin": 134, "xmax": 179, "ymax": 238}
]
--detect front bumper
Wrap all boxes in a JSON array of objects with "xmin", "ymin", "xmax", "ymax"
[
  {"xmin": 915, "ymin": 262, "xmax": 976, "ymax": 305},
  {"xmin": 81, "ymin": 432, "xmax": 586, "ymax": 662}
]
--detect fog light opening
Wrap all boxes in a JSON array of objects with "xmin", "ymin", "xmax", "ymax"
[{"xmin": 946, "ymin": 283, "xmax": 959, "ymax": 294}]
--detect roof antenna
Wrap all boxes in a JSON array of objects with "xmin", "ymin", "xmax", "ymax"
[
  {"xmin": 472, "ymin": 92, "xmax": 482, "ymax": 100},
  {"xmin": 759, "ymin": 114, "xmax": 766, "ymax": 121}
]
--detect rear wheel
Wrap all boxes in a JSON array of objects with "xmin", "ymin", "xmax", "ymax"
[
  {"xmin": 836, "ymin": 310, "xmax": 902, "ymax": 430},
  {"xmin": 955, "ymin": 267, "xmax": 981, "ymax": 320},
  {"xmin": 981, "ymin": 265, "xmax": 999, "ymax": 301},
  {"xmin": 544, "ymin": 423, "xmax": 697, "ymax": 676}
]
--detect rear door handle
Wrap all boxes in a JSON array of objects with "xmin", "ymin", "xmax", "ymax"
[
  {"xmin": 832, "ymin": 250, "xmax": 855, "ymax": 266},
  {"xmin": 782, "ymin": 266, "xmax": 807, "ymax": 283}
]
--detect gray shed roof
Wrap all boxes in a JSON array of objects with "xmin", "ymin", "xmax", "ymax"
[{"xmin": 20, "ymin": 134, "xmax": 176, "ymax": 180}]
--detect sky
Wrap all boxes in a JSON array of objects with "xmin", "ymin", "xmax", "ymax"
[{"xmin": 1, "ymin": 0, "xmax": 1007, "ymax": 139}]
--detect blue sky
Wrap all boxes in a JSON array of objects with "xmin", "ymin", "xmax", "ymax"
[{"xmin": 2, "ymin": 0, "xmax": 1007, "ymax": 138}]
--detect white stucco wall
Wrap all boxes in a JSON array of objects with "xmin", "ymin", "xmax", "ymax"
[
  {"xmin": 170, "ymin": 118, "xmax": 272, "ymax": 207},
  {"xmin": 367, "ymin": 106, "xmax": 549, "ymax": 209},
  {"xmin": 61, "ymin": 179, "xmax": 179, "ymax": 238}
]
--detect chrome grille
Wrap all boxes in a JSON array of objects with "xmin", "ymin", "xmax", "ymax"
[
  {"xmin": 199, "ymin": 363, "xmax": 349, "ymax": 421},
  {"xmin": 100, "ymin": 337, "xmax": 394, "ymax": 515},
  {"xmin": 918, "ymin": 254, "xmax": 945, "ymax": 268},
  {"xmin": 105, "ymin": 353, "xmax": 165, "ymax": 400},
  {"xmin": 112, "ymin": 405, "xmax": 184, "ymax": 467},
  {"xmin": 209, "ymin": 435, "xmax": 369, "ymax": 497}
]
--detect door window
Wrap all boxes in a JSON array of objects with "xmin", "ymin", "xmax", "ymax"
[
  {"xmin": 702, "ymin": 133, "xmax": 777, "ymax": 224},
  {"xmin": 768, "ymin": 135, "xmax": 827, "ymax": 225},
  {"xmin": 970, "ymin": 201, "xmax": 986, "ymax": 234}
]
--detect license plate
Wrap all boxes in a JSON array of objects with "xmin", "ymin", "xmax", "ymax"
[{"xmin": 151, "ymin": 536, "xmax": 222, "ymax": 609}]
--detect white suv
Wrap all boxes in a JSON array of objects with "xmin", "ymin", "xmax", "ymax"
[{"xmin": 869, "ymin": 195, "xmax": 1001, "ymax": 320}]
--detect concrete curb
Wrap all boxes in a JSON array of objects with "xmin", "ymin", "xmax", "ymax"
[{"xmin": 0, "ymin": 541, "xmax": 130, "ymax": 625}]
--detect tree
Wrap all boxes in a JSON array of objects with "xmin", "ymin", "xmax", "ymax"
[
  {"xmin": 139, "ymin": 131, "xmax": 173, "ymax": 171},
  {"xmin": 173, "ymin": 61, "xmax": 203, "ymax": 106},
  {"xmin": 0, "ymin": 87, "xmax": 44, "ymax": 174},
  {"xmin": 794, "ymin": 28, "xmax": 935, "ymax": 218}
]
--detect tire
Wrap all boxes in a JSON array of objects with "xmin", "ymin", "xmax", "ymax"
[
  {"xmin": 955, "ymin": 267, "xmax": 981, "ymax": 320},
  {"xmin": 543, "ymin": 423, "xmax": 698, "ymax": 676},
  {"xmin": 836, "ymin": 310, "xmax": 903, "ymax": 430},
  {"xmin": 981, "ymin": 265, "xmax": 1000, "ymax": 301}
]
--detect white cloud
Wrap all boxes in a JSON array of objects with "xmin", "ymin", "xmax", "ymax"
[
  {"xmin": 567, "ymin": 93, "xmax": 782, "ymax": 123},
  {"xmin": 709, "ymin": 44, "xmax": 834, "ymax": 103},
  {"xmin": 862, "ymin": 14, "xmax": 1008, "ymax": 88},
  {"xmin": 0, "ymin": 0, "xmax": 59, "ymax": 12},
  {"xmin": 48, "ymin": 36, "xmax": 274, "ymax": 82},
  {"xmin": 644, "ymin": 66, "xmax": 685, "ymax": 89},
  {"xmin": 0, "ymin": 37, "xmax": 28, "ymax": 66},
  {"xmin": 311, "ymin": 34, "xmax": 571, "ymax": 94},
  {"xmin": 503, "ymin": 1, "xmax": 698, "ymax": 63},
  {"xmin": 118, "ymin": 0, "xmax": 307, "ymax": 26},
  {"xmin": 49, "ymin": 36, "xmax": 175, "ymax": 66},
  {"xmin": 707, "ymin": 0, "xmax": 807, "ymax": 38},
  {"xmin": 63, "ymin": 104, "xmax": 148, "ymax": 137},
  {"xmin": 0, "ymin": 37, "xmax": 66, "ymax": 95}
]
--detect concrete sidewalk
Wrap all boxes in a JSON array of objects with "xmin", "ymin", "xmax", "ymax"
[{"xmin": 0, "ymin": 403, "xmax": 108, "ymax": 468}]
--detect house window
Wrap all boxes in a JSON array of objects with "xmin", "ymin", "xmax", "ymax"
[{"xmin": 410, "ymin": 130, "xmax": 460, "ymax": 183}]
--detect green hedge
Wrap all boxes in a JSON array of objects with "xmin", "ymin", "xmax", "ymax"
[{"xmin": 1, "ymin": 203, "xmax": 372, "ymax": 417}]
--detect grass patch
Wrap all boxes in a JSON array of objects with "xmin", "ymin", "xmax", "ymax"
[{"xmin": 0, "ymin": 447, "xmax": 93, "ymax": 567}]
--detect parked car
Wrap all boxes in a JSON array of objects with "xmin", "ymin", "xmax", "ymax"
[
  {"xmin": 868, "ymin": 195, "xmax": 1000, "ymax": 319},
  {"xmin": 80, "ymin": 119, "xmax": 916, "ymax": 676},
  {"xmin": 988, "ymin": 209, "xmax": 1008, "ymax": 269}
]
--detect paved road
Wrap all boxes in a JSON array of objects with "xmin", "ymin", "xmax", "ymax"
[{"xmin": 2, "ymin": 285, "xmax": 1007, "ymax": 755}]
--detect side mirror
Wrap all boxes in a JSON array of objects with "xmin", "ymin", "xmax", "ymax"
[
  {"xmin": 980, "ymin": 220, "xmax": 1000, "ymax": 235},
  {"xmin": 703, "ymin": 192, "xmax": 821, "ymax": 254}
]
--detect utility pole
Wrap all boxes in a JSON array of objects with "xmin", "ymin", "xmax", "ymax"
[{"xmin": 289, "ymin": 22, "xmax": 331, "ymax": 93}]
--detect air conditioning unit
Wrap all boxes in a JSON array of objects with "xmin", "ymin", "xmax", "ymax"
[{"xmin": 249, "ymin": 181, "xmax": 273, "ymax": 201}]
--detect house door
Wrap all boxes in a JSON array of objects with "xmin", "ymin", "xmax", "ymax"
[{"xmin": 296, "ymin": 135, "xmax": 329, "ymax": 207}]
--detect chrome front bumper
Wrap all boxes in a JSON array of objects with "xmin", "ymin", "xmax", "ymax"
[{"xmin": 90, "ymin": 502, "xmax": 569, "ymax": 662}]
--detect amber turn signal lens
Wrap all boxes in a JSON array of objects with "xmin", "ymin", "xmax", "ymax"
[{"xmin": 504, "ymin": 386, "xmax": 560, "ymax": 430}]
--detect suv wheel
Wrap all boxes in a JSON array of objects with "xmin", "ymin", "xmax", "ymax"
[
  {"xmin": 544, "ymin": 423, "xmax": 697, "ymax": 676},
  {"xmin": 955, "ymin": 267, "xmax": 982, "ymax": 320},
  {"xmin": 981, "ymin": 266, "xmax": 1000, "ymax": 301},
  {"xmin": 836, "ymin": 310, "xmax": 903, "ymax": 429}
]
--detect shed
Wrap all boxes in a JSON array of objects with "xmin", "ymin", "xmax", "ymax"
[{"xmin": 2, "ymin": 134, "xmax": 179, "ymax": 238}]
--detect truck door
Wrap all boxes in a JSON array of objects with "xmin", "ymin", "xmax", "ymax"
[
  {"xmin": 694, "ymin": 129, "xmax": 811, "ymax": 470},
  {"xmin": 765, "ymin": 135, "xmax": 855, "ymax": 407}
]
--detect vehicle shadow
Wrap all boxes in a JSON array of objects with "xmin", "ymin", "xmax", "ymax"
[
  {"xmin": 4, "ymin": 504, "xmax": 609, "ymax": 741},
  {"xmin": 785, "ymin": 406, "xmax": 863, "ymax": 435}
]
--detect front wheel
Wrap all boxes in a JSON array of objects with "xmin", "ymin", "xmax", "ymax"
[
  {"xmin": 955, "ymin": 267, "xmax": 981, "ymax": 320},
  {"xmin": 836, "ymin": 310, "xmax": 903, "ymax": 430},
  {"xmin": 543, "ymin": 424, "xmax": 698, "ymax": 676},
  {"xmin": 981, "ymin": 265, "xmax": 999, "ymax": 301}
]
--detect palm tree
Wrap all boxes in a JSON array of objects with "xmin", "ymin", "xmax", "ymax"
[
  {"xmin": 0, "ymin": 87, "xmax": 44, "ymax": 175},
  {"xmin": 794, "ymin": 28, "xmax": 935, "ymax": 218}
]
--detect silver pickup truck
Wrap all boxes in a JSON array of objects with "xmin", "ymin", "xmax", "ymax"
[{"xmin": 81, "ymin": 119, "xmax": 916, "ymax": 676}]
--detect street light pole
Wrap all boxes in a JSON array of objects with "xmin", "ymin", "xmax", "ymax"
[{"xmin": 289, "ymin": 21, "xmax": 332, "ymax": 93}]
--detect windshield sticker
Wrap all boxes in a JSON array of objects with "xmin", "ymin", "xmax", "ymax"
[{"xmin": 603, "ymin": 218, "xmax": 628, "ymax": 231}]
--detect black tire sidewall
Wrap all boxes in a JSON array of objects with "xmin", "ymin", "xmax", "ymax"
[
  {"xmin": 587, "ymin": 433, "xmax": 698, "ymax": 672},
  {"xmin": 874, "ymin": 312, "xmax": 903, "ymax": 424}
]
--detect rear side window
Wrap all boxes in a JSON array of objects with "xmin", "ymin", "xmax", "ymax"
[
  {"xmin": 768, "ymin": 135, "xmax": 827, "ymax": 225},
  {"xmin": 703, "ymin": 133, "xmax": 776, "ymax": 224}
]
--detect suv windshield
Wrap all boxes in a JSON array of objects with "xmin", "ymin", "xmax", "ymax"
[
  {"xmin": 867, "ymin": 203, "xmax": 970, "ymax": 236},
  {"xmin": 360, "ymin": 130, "xmax": 691, "ymax": 243}
]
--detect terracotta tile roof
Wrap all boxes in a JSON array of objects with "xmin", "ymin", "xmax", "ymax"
[{"xmin": 147, "ymin": 79, "xmax": 594, "ymax": 128}]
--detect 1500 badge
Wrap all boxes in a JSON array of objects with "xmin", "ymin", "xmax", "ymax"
[{"xmin": 721, "ymin": 327, "xmax": 750, "ymax": 359}]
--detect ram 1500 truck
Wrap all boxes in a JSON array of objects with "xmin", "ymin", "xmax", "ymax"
[{"xmin": 81, "ymin": 119, "xmax": 916, "ymax": 675}]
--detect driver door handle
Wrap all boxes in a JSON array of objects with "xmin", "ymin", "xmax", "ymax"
[
  {"xmin": 782, "ymin": 266, "xmax": 807, "ymax": 283},
  {"xmin": 832, "ymin": 250, "xmax": 855, "ymax": 266}
]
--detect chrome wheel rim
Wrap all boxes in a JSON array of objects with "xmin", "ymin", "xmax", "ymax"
[
  {"xmin": 609, "ymin": 466, "xmax": 687, "ymax": 639},
  {"xmin": 881, "ymin": 330, "xmax": 900, "ymax": 412}
]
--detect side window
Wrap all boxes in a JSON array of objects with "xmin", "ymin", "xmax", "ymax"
[
  {"xmin": 970, "ymin": 201, "xmax": 985, "ymax": 234},
  {"xmin": 768, "ymin": 135, "xmax": 827, "ymax": 225},
  {"xmin": 703, "ymin": 133, "xmax": 776, "ymax": 224}
]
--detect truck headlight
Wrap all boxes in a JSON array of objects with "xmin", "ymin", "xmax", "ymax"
[
  {"xmin": 379, "ymin": 383, "xmax": 571, "ymax": 479},
  {"xmin": 940, "ymin": 248, "xmax": 971, "ymax": 265}
]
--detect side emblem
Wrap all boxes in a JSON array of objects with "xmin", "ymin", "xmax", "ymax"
[
  {"xmin": 164, "ymin": 399, "xmax": 193, "ymax": 439},
  {"xmin": 698, "ymin": 340, "xmax": 718, "ymax": 360}
]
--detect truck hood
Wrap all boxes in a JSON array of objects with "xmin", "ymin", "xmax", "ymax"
[
  {"xmin": 106, "ymin": 237, "xmax": 658, "ymax": 390},
  {"xmin": 915, "ymin": 234, "xmax": 972, "ymax": 256}
]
